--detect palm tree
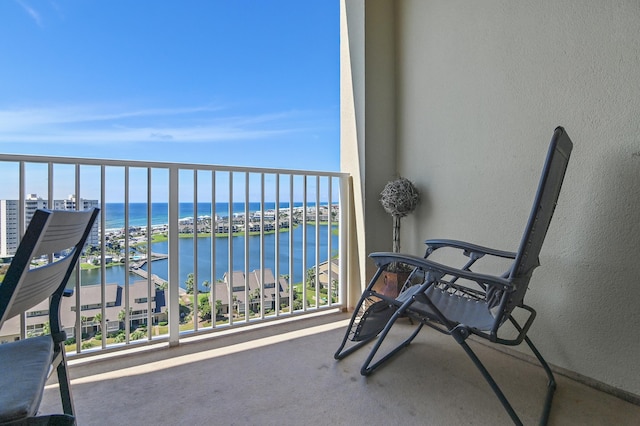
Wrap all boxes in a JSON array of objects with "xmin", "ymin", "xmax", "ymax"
[
  {"xmin": 250, "ymin": 288, "xmax": 262, "ymax": 314},
  {"xmin": 118, "ymin": 308, "xmax": 132, "ymax": 328},
  {"xmin": 232, "ymin": 295, "xmax": 239, "ymax": 316},
  {"xmin": 80, "ymin": 316, "xmax": 88, "ymax": 336},
  {"xmin": 306, "ymin": 267, "xmax": 316, "ymax": 289},
  {"xmin": 185, "ymin": 273, "xmax": 195, "ymax": 294},
  {"xmin": 93, "ymin": 312, "xmax": 102, "ymax": 333},
  {"xmin": 215, "ymin": 299, "xmax": 223, "ymax": 320}
]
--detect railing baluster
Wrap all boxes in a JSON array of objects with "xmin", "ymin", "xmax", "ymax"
[
  {"xmin": 274, "ymin": 173, "xmax": 280, "ymax": 317},
  {"xmin": 228, "ymin": 173, "xmax": 234, "ymax": 326},
  {"xmin": 211, "ymin": 171, "xmax": 216, "ymax": 329},
  {"xmin": 146, "ymin": 167, "xmax": 153, "ymax": 341},
  {"xmin": 302, "ymin": 175, "xmax": 307, "ymax": 312},
  {"xmin": 288, "ymin": 174, "xmax": 294, "ymax": 315},
  {"xmin": 124, "ymin": 167, "xmax": 130, "ymax": 344},
  {"xmin": 339, "ymin": 175, "xmax": 349, "ymax": 307},
  {"xmin": 328, "ymin": 177, "xmax": 333, "ymax": 306},
  {"xmin": 100, "ymin": 166, "xmax": 107, "ymax": 348},
  {"xmin": 18, "ymin": 162, "xmax": 26, "ymax": 341},
  {"xmin": 315, "ymin": 175, "xmax": 320, "ymax": 309},
  {"xmin": 193, "ymin": 170, "xmax": 199, "ymax": 332},
  {"xmin": 168, "ymin": 166, "xmax": 180, "ymax": 346},
  {"xmin": 258, "ymin": 174, "xmax": 263, "ymax": 319},
  {"xmin": 244, "ymin": 172, "xmax": 250, "ymax": 323}
]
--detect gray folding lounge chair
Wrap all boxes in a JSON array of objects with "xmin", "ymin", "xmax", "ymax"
[
  {"xmin": 335, "ymin": 127, "xmax": 573, "ymax": 425},
  {"xmin": 0, "ymin": 208, "xmax": 100, "ymax": 425}
]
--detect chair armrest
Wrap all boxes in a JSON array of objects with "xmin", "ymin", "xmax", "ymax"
[
  {"xmin": 425, "ymin": 239, "xmax": 516, "ymax": 260},
  {"xmin": 370, "ymin": 251, "xmax": 514, "ymax": 291}
]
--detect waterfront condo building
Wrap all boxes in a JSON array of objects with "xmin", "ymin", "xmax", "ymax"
[{"xmin": 0, "ymin": 194, "xmax": 99, "ymax": 257}]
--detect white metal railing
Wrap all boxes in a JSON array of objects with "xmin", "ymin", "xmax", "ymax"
[{"xmin": 0, "ymin": 153, "xmax": 349, "ymax": 356}]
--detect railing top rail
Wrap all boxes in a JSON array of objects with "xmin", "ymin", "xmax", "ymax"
[{"xmin": 0, "ymin": 153, "xmax": 349, "ymax": 178}]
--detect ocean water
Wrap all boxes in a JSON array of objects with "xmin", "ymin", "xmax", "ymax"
[{"xmin": 104, "ymin": 202, "xmax": 310, "ymax": 229}]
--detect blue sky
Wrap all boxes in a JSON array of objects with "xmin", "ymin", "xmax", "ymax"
[{"xmin": 0, "ymin": 0, "xmax": 339, "ymax": 173}]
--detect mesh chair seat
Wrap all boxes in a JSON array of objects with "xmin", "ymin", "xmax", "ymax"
[{"xmin": 397, "ymin": 285, "xmax": 497, "ymax": 331}]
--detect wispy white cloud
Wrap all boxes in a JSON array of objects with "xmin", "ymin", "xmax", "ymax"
[
  {"xmin": 0, "ymin": 105, "xmax": 226, "ymax": 130},
  {"xmin": 0, "ymin": 104, "xmax": 308, "ymax": 144},
  {"xmin": 15, "ymin": 0, "xmax": 43, "ymax": 27}
]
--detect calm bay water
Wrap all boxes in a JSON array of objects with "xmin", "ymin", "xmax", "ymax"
[{"xmin": 81, "ymin": 202, "xmax": 338, "ymax": 289}]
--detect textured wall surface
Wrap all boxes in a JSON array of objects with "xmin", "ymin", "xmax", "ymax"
[{"xmin": 391, "ymin": 0, "xmax": 640, "ymax": 396}]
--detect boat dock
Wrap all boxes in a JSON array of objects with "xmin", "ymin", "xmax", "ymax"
[{"xmin": 129, "ymin": 253, "xmax": 169, "ymax": 287}]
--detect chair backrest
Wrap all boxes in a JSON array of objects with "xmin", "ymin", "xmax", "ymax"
[
  {"xmin": 0, "ymin": 208, "xmax": 100, "ymax": 329},
  {"xmin": 506, "ymin": 127, "xmax": 573, "ymax": 314}
]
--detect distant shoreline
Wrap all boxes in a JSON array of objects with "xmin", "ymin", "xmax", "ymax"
[
  {"xmin": 105, "ymin": 221, "xmax": 337, "ymax": 241},
  {"xmin": 102, "ymin": 201, "xmax": 336, "ymax": 230}
]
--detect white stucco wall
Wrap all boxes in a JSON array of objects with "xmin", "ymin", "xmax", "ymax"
[
  {"xmin": 341, "ymin": 0, "xmax": 398, "ymax": 295},
  {"xmin": 342, "ymin": 0, "xmax": 640, "ymax": 398}
]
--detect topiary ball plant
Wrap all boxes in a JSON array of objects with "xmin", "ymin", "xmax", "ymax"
[{"xmin": 380, "ymin": 176, "xmax": 420, "ymax": 254}]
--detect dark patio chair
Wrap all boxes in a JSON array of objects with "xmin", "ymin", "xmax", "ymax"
[
  {"xmin": 335, "ymin": 127, "xmax": 573, "ymax": 425},
  {"xmin": 0, "ymin": 208, "xmax": 100, "ymax": 425}
]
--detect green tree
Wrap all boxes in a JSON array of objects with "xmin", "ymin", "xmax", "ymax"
[
  {"xmin": 250, "ymin": 288, "xmax": 262, "ymax": 314},
  {"xmin": 215, "ymin": 299, "xmax": 223, "ymax": 319},
  {"xmin": 94, "ymin": 312, "xmax": 102, "ymax": 333},
  {"xmin": 292, "ymin": 289, "xmax": 304, "ymax": 311},
  {"xmin": 185, "ymin": 273, "xmax": 195, "ymax": 294},
  {"xmin": 306, "ymin": 267, "xmax": 316, "ymax": 289},
  {"xmin": 232, "ymin": 295, "xmax": 239, "ymax": 316},
  {"xmin": 118, "ymin": 308, "xmax": 133, "ymax": 328},
  {"xmin": 80, "ymin": 316, "xmax": 88, "ymax": 337},
  {"xmin": 197, "ymin": 294, "xmax": 211, "ymax": 321},
  {"xmin": 85, "ymin": 245, "xmax": 100, "ymax": 256},
  {"xmin": 130, "ymin": 330, "xmax": 146, "ymax": 341},
  {"xmin": 178, "ymin": 302, "xmax": 191, "ymax": 323}
]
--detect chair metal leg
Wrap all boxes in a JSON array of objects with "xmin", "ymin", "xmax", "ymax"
[
  {"xmin": 55, "ymin": 351, "xmax": 75, "ymax": 417},
  {"xmin": 510, "ymin": 316, "xmax": 557, "ymax": 425},
  {"xmin": 334, "ymin": 293, "xmax": 374, "ymax": 360},
  {"xmin": 452, "ymin": 325, "xmax": 556, "ymax": 426},
  {"xmin": 334, "ymin": 334, "xmax": 378, "ymax": 360},
  {"xmin": 524, "ymin": 335, "xmax": 556, "ymax": 425},
  {"xmin": 360, "ymin": 312, "xmax": 423, "ymax": 376},
  {"xmin": 461, "ymin": 343, "xmax": 523, "ymax": 425}
]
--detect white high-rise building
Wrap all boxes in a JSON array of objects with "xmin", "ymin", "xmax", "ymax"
[
  {"xmin": 0, "ymin": 200, "xmax": 21, "ymax": 257},
  {"xmin": 0, "ymin": 194, "xmax": 99, "ymax": 257},
  {"xmin": 53, "ymin": 195, "xmax": 100, "ymax": 246},
  {"xmin": 25, "ymin": 194, "xmax": 49, "ymax": 224},
  {"xmin": 0, "ymin": 195, "xmax": 49, "ymax": 257}
]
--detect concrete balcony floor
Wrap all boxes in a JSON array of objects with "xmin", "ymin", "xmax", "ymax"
[{"xmin": 39, "ymin": 312, "xmax": 639, "ymax": 425}]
